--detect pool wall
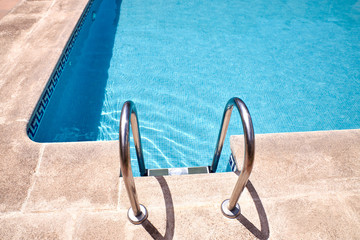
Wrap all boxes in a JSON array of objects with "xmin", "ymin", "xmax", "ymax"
[
  {"xmin": 0, "ymin": 0, "xmax": 359, "ymax": 239},
  {"xmin": 26, "ymin": 0, "xmax": 99, "ymax": 140}
]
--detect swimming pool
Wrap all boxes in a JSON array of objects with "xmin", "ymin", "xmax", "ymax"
[{"xmin": 28, "ymin": 0, "xmax": 360, "ymax": 173}]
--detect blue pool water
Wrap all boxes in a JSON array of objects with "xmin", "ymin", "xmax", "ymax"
[{"xmin": 31, "ymin": 0, "xmax": 360, "ymax": 173}]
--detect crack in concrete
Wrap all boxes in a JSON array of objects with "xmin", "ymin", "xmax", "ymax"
[{"xmin": 20, "ymin": 143, "xmax": 46, "ymax": 213}]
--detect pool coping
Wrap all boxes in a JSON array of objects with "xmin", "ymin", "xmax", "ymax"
[{"xmin": 0, "ymin": 0, "xmax": 359, "ymax": 239}]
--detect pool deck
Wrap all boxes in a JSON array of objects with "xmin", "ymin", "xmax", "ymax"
[
  {"xmin": 0, "ymin": 0, "xmax": 359, "ymax": 239},
  {"xmin": 0, "ymin": 0, "xmax": 21, "ymax": 20}
]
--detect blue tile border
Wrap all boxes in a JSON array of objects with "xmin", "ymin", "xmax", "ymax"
[
  {"xmin": 27, "ymin": 0, "xmax": 97, "ymax": 140},
  {"xmin": 229, "ymin": 153, "xmax": 238, "ymax": 172}
]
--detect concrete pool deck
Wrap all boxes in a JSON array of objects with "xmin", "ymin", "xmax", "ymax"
[
  {"xmin": 0, "ymin": 0, "xmax": 359, "ymax": 239},
  {"xmin": 0, "ymin": 0, "xmax": 21, "ymax": 20}
]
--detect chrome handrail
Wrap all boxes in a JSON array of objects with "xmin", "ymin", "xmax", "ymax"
[
  {"xmin": 210, "ymin": 97, "xmax": 255, "ymax": 218},
  {"xmin": 119, "ymin": 101, "xmax": 148, "ymax": 224}
]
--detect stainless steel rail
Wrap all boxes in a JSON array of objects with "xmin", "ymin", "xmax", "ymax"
[
  {"xmin": 210, "ymin": 97, "xmax": 255, "ymax": 218},
  {"xmin": 119, "ymin": 101, "xmax": 148, "ymax": 224}
]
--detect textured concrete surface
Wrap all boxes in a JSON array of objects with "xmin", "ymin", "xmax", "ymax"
[
  {"xmin": 230, "ymin": 131, "xmax": 360, "ymax": 239},
  {"xmin": 0, "ymin": 212, "xmax": 73, "ymax": 239},
  {"xmin": 0, "ymin": 0, "xmax": 89, "ymax": 216},
  {"xmin": 24, "ymin": 141, "xmax": 119, "ymax": 212},
  {"xmin": 0, "ymin": 133, "xmax": 40, "ymax": 212},
  {"xmin": 0, "ymin": 0, "xmax": 359, "ymax": 239},
  {"xmin": 0, "ymin": 0, "xmax": 21, "ymax": 19}
]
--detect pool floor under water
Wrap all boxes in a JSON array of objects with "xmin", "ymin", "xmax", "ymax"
[{"xmin": 32, "ymin": 0, "xmax": 360, "ymax": 173}]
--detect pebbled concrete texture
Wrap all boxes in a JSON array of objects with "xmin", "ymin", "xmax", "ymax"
[
  {"xmin": 24, "ymin": 141, "xmax": 119, "ymax": 212},
  {"xmin": 231, "ymin": 131, "xmax": 360, "ymax": 239},
  {"xmin": 0, "ymin": 212, "xmax": 74, "ymax": 239},
  {"xmin": 0, "ymin": 121, "xmax": 41, "ymax": 212},
  {"xmin": 0, "ymin": 0, "xmax": 359, "ymax": 239},
  {"xmin": 0, "ymin": 0, "xmax": 21, "ymax": 20}
]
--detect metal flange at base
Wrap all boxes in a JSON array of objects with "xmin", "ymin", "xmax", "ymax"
[
  {"xmin": 221, "ymin": 199, "xmax": 241, "ymax": 219},
  {"xmin": 127, "ymin": 204, "xmax": 148, "ymax": 224}
]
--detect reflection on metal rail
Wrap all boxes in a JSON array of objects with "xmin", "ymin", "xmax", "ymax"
[
  {"xmin": 210, "ymin": 97, "xmax": 255, "ymax": 218},
  {"xmin": 119, "ymin": 101, "xmax": 148, "ymax": 224}
]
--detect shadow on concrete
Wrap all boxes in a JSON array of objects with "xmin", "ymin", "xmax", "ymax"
[
  {"xmin": 141, "ymin": 176, "xmax": 175, "ymax": 240},
  {"xmin": 235, "ymin": 179, "xmax": 270, "ymax": 239}
]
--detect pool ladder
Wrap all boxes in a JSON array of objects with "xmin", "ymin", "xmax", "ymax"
[{"xmin": 119, "ymin": 97, "xmax": 255, "ymax": 224}]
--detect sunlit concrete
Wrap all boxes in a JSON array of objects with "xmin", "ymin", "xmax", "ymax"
[{"xmin": 0, "ymin": 0, "xmax": 359, "ymax": 239}]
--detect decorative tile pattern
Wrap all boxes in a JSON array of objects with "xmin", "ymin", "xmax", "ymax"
[
  {"xmin": 27, "ymin": 0, "xmax": 96, "ymax": 139},
  {"xmin": 229, "ymin": 153, "xmax": 238, "ymax": 172}
]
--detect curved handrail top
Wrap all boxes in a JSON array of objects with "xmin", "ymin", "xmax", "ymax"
[
  {"xmin": 210, "ymin": 97, "xmax": 255, "ymax": 173},
  {"xmin": 119, "ymin": 101, "xmax": 146, "ymax": 177},
  {"xmin": 229, "ymin": 97, "xmax": 255, "ymax": 173}
]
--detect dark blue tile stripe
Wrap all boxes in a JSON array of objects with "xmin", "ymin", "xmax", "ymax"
[
  {"xmin": 27, "ymin": 0, "xmax": 96, "ymax": 139},
  {"xmin": 229, "ymin": 153, "xmax": 238, "ymax": 172}
]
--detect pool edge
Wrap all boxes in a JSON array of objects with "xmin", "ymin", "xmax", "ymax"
[{"xmin": 0, "ymin": 0, "xmax": 359, "ymax": 238}]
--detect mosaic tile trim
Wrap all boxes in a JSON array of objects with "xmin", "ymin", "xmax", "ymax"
[
  {"xmin": 27, "ymin": 0, "xmax": 96, "ymax": 139},
  {"xmin": 229, "ymin": 153, "xmax": 238, "ymax": 172}
]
